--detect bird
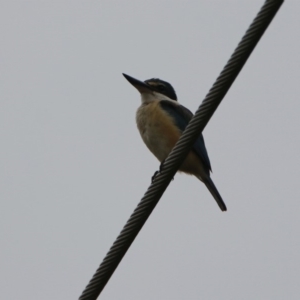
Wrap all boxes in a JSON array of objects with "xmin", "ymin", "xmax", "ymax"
[{"xmin": 123, "ymin": 73, "xmax": 227, "ymax": 211}]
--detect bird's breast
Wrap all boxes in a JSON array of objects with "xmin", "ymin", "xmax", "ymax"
[{"xmin": 136, "ymin": 101, "xmax": 181, "ymax": 162}]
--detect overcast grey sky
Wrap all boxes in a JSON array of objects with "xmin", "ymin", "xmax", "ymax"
[{"xmin": 1, "ymin": 1, "xmax": 300, "ymax": 299}]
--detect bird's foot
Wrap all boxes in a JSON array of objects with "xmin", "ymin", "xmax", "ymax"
[
  {"xmin": 151, "ymin": 160, "xmax": 174, "ymax": 183},
  {"xmin": 151, "ymin": 170, "xmax": 160, "ymax": 183}
]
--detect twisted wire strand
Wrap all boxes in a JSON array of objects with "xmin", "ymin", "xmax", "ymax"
[{"xmin": 79, "ymin": 1, "xmax": 283, "ymax": 299}]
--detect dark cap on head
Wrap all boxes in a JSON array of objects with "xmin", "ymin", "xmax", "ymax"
[{"xmin": 144, "ymin": 78, "xmax": 177, "ymax": 101}]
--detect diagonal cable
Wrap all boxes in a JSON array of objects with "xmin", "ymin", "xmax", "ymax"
[{"xmin": 79, "ymin": 1, "xmax": 284, "ymax": 299}]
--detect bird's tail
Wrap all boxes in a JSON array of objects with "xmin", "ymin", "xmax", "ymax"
[{"xmin": 200, "ymin": 176, "xmax": 227, "ymax": 211}]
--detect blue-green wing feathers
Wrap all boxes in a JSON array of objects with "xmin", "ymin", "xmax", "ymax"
[{"xmin": 159, "ymin": 100, "xmax": 212, "ymax": 172}]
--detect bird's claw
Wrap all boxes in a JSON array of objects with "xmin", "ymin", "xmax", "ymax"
[
  {"xmin": 151, "ymin": 170, "xmax": 160, "ymax": 183},
  {"xmin": 151, "ymin": 161, "xmax": 174, "ymax": 183}
]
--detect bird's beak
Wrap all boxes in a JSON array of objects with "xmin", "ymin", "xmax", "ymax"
[{"xmin": 123, "ymin": 73, "xmax": 153, "ymax": 94}]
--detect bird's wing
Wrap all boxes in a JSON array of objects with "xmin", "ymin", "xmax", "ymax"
[{"xmin": 159, "ymin": 100, "xmax": 211, "ymax": 172}]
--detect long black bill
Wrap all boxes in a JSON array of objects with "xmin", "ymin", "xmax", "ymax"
[{"xmin": 123, "ymin": 73, "xmax": 153, "ymax": 93}]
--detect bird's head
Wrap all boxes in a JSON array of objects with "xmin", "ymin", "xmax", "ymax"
[{"xmin": 123, "ymin": 73, "xmax": 177, "ymax": 102}]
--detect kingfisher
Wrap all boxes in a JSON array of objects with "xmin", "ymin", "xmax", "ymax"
[{"xmin": 123, "ymin": 73, "xmax": 227, "ymax": 211}]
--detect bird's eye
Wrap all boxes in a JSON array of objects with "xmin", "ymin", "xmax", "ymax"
[{"xmin": 158, "ymin": 85, "xmax": 165, "ymax": 92}]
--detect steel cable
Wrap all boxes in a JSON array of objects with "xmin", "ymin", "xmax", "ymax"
[{"xmin": 79, "ymin": 1, "xmax": 284, "ymax": 299}]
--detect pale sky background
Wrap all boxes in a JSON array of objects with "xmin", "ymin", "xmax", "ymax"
[{"xmin": 1, "ymin": 1, "xmax": 300, "ymax": 299}]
